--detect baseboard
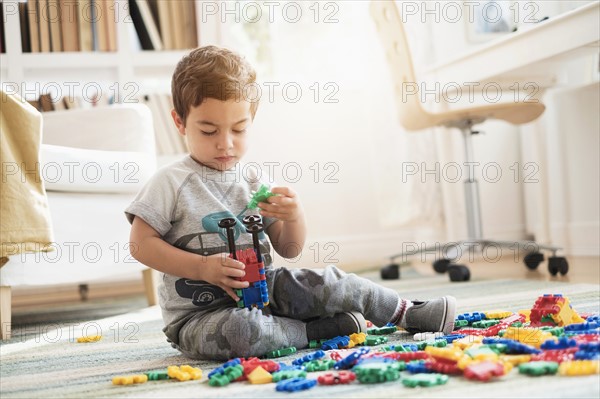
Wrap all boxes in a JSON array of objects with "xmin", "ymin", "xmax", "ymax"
[
  {"xmin": 11, "ymin": 279, "xmax": 145, "ymax": 308},
  {"xmin": 568, "ymin": 221, "xmax": 600, "ymax": 256}
]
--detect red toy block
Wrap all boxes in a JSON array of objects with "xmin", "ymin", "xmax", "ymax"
[
  {"xmin": 426, "ymin": 359, "xmax": 462, "ymax": 375},
  {"xmin": 234, "ymin": 249, "xmax": 264, "ymax": 283},
  {"xmin": 530, "ymin": 348, "xmax": 577, "ymax": 363},
  {"xmin": 463, "ymin": 361, "xmax": 505, "ymax": 381},
  {"xmin": 236, "ymin": 357, "xmax": 280, "ymax": 381},
  {"xmin": 317, "ymin": 371, "xmax": 356, "ymax": 385},
  {"xmin": 530, "ymin": 295, "xmax": 565, "ymax": 326}
]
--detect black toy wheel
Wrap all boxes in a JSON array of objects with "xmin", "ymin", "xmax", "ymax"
[
  {"xmin": 524, "ymin": 252, "xmax": 544, "ymax": 270},
  {"xmin": 380, "ymin": 264, "xmax": 400, "ymax": 280},
  {"xmin": 548, "ymin": 256, "xmax": 569, "ymax": 276},
  {"xmin": 432, "ymin": 258, "xmax": 451, "ymax": 274},
  {"xmin": 448, "ymin": 265, "xmax": 471, "ymax": 282}
]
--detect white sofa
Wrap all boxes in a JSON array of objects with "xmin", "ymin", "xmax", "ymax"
[{"xmin": 0, "ymin": 104, "xmax": 159, "ymax": 339}]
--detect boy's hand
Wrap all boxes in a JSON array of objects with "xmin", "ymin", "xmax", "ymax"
[
  {"xmin": 258, "ymin": 187, "xmax": 303, "ymax": 222},
  {"xmin": 202, "ymin": 253, "xmax": 249, "ymax": 301}
]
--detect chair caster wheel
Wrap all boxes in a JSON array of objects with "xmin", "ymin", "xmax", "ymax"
[
  {"xmin": 432, "ymin": 258, "xmax": 451, "ymax": 274},
  {"xmin": 548, "ymin": 257, "xmax": 569, "ymax": 276},
  {"xmin": 524, "ymin": 252, "xmax": 544, "ymax": 270},
  {"xmin": 448, "ymin": 265, "xmax": 470, "ymax": 282},
  {"xmin": 380, "ymin": 263, "xmax": 400, "ymax": 280}
]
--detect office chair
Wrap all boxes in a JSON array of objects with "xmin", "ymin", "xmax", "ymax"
[{"xmin": 370, "ymin": 1, "xmax": 569, "ymax": 280}]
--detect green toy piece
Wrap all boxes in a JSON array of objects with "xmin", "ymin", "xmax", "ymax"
[
  {"xmin": 402, "ymin": 373, "xmax": 449, "ymax": 388},
  {"xmin": 146, "ymin": 370, "xmax": 169, "ymax": 380},
  {"xmin": 472, "ymin": 320, "xmax": 500, "ymax": 328},
  {"xmin": 304, "ymin": 359, "xmax": 335, "ymax": 372},
  {"xmin": 417, "ymin": 339, "xmax": 447, "ymax": 350},
  {"xmin": 272, "ymin": 369, "xmax": 308, "ymax": 382},
  {"xmin": 354, "ymin": 362, "xmax": 403, "ymax": 384},
  {"xmin": 265, "ymin": 346, "xmax": 297, "ymax": 359},
  {"xmin": 367, "ymin": 326, "xmax": 397, "ymax": 335},
  {"xmin": 454, "ymin": 319, "xmax": 469, "ymax": 328},
  {"xmin": 208, "ymin": 364, "xmax": 243, "ymax": 387},
  {"xmin": 309, "ymin": 339, "xmax": 328, "ymax": 349},
  {"xmin": 518, "ymin": 361, "xmax": 559, "ymax": 376},
  {"xmin": 248, "ymin": 184, "xmax": 276, "ymax": 210},
  {"xmin": 365, "ymin": 335, "xmax": 388, "ymax": 346}
]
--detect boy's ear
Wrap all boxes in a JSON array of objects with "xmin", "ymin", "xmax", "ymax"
[{"xmin": 171, "ymin": 109, "xmax": 186, "ymax": 136}]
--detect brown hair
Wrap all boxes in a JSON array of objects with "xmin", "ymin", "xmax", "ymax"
[{"xmin": 171, "ymin": 46, "xmax": 258, "ymax": 125}]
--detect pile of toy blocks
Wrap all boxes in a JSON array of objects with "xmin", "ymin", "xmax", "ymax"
[{"xmin": 112, "ymin": 294, "xmax": 599, "ymax": 391}]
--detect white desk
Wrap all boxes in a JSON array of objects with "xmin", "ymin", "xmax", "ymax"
[
  {"xmin": 424, "ymin": 2, "xmax": 599, "ymax": 253},
  {"xmin": 426, "ymin": 2, "xmax": 599, "ymax": 88}
]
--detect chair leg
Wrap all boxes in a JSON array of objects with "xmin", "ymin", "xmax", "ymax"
[
  {"xmin": 0, "ymin": 286, "xmax": 11, "ymax": 340},
  {"xmin": 142, "ymin": 269, "xmax": 157, "ymax": 306}
]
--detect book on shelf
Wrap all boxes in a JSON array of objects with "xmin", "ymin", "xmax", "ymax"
[
  {"xmin": 100, "ymin": 0, "xmax": 117, "ymax": 51},
  {"xmin": 128, "ymin": 0, "xmax": 163, "ymax": 50},
  {"xmin": 155, "ymin": 0, "xmax": 173, "ymax": 49},
  {"xmin": 27, "ymin": 0, "xmax": 41, "ymax": 52},
  {"xmin": 59, "ymin": 0, "xmax": 79, "ymax": 51},
  {"xmin": 48, "ymin": 0, "xmax": 63, "ymax": 51},
  {"xmin": 39, "ymin": 0, "xmax": 51, "ymax": 52},
  {"xmin": 78, "ymin": 0, "xmax": 94, "ymax": 51},
  {"xmin": 0, "ymin": 3, "xmax": 5, "ymax": 53}
]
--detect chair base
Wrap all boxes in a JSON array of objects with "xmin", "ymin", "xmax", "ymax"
[{"xmin": 383, "ymin": 239, "xmax": 567, "ymax": 281}]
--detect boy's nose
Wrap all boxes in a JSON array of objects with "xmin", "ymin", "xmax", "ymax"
[{"xmin": 216, "ymin": 133, "xmax": 234, "ymax": 150}]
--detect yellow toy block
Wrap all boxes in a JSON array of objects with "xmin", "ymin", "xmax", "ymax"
[
  {"xmin": 558, "ymin": 360, "xmax": 600, "ymax": 376},
  {"xmin": 77, "ymin": 335, "xmax": 102, "ymax": 343},
  {"xmin": 167, "ymin": 365, "xmax": 202, "ymax": 381},
  {"xmin": 484, "ymin": 310, "xmax": 513, "ymax": 319},
  {"xmin": 457, "ymin": 355, "xmax": 475, "ymax": 370},
  {"xmin": 499, "ymin": 354, "xmax": 531, "ymax": 366},
  {"xmin": 550, "ymin": 298, "xmax": 585, "ymax": 326},
  {"xmin": 247, "ymin": 366, "xmax": 273, "ymax": 384},
  {"xmin": 349, "ymin": 332, "xmax": 366, "ymax": 346},
  {"xmin": 453, "ymin": 335, "xmax": 483, "ymax": 350},
  {"xmin": 112, "ymin": 374, "xmax": 148, "ymax": 385},
  {"xmin": 503, "ymin": 327, "xmax": 553, "ymax": 348},
  {"xmin": 464, "ymin": 345, "xmax": 499, "ymax": 362},
  {"xmin": 425, "ymin": 346, "xmax": 463, "ymax": 362},
  {"xmin": 518, "ymin": 310, "xmax": 531, "ymax": 323}
]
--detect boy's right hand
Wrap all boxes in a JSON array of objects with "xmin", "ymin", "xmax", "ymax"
[{"xmin": 202, "ymin": 253, "xmax": 249, "ymax": 302}]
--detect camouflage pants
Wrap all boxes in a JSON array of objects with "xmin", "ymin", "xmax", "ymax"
[{"xmin": 177, "ymin": 265, "xmax": 403, "ymax": 360}]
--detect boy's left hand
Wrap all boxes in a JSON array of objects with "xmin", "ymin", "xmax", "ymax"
[{"xmin": 258, "ymin": 187, "xmax": 303, "ymax": 223}]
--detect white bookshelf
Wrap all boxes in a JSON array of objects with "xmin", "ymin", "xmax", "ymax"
[{"xmin": 0, "ymin": 0, "xmax": 220, "ymax": 99}]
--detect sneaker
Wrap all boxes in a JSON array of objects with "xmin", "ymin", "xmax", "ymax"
[
  {"xmin": 400, "ymin": 296, "xmax": 457, "ymax": 335},
  {"xmin": 305, "ymin": 311, "xmax": 367, "ymax": 341}
]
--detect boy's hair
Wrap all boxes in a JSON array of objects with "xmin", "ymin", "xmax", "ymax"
[{"xmin": 171, "ymin": 46, "xmax": 258, "ymax": 125}]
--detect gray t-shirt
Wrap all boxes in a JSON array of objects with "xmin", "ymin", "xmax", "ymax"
[{"xmin": 125, "ymin": 155, "xmax": 276, "ymax": 344}]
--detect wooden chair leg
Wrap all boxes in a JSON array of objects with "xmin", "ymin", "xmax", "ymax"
[
  {"xmin": 0, "ymin": 286, "xmax": 11, "ymax": 340},
  {"xmin": 142, "ymin": 269, "xmax": 157, "ymax": 306}
]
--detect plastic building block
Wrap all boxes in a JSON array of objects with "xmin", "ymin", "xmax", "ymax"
[
  {"xmin": 334, "ymin": 347, "xmax": 370, "ymax": 370},
  {"xmin": 265, "ymin": 346, "xmax": 297, "ymax": 359},
  {"xmin": 425, "ymin": 359, "xmax": 462, "ymax": 375},
  {"xmin": 406, "ymin": 361, "xmax": 432, "ymax": 374},
  {"xmin": 414, "ymin": 332, "xmax": 444, "ymax": 341},
  {"xmin": 465, "ymin": 345, "xmax": 499, "ymax": 361},
  {"xmin": 304, "ymin": 359, "xmax": 335, "ymax": 372},
  {"xmin": 367, "ymin": 326, "xmax": 397, "ymax": 335},
  {"xmin": 146, "ymin": 370, "xmax": 170, "ymax": 380},
  {"xmin": 425, "ymin": 346, "xmax": 463, "ymax": 362},
  {"xmin": 530, "ymin": 348, "xmax": 577, "ymax": 363},
  {"xmin": 457, "ymin": 312, "xmax": 487, "ymax": 324},
  {"xmin": 275, "ymin": 377, "xmax": 317, "ymax": 392},
  {"xmin": 558, "ymin": 360, "xmax": 600, "ymax": 376},
  {"xmin": 416, "ymin": 339, "xmax": 447, "ymax": 350},
  {"xmin": 540, "ymin": 337, "xmax": 577, "ymax": 350},
  {"xmin": 248, "ymin": 184, "xmax": 276, "ymax": 210},
  {"xmin": 463, "ymin": 361, "xmax": 506, "ymax": 381},
  {"xmin": 365, "ymin": 335, "xmax": 388, "ymax": 346},
  {"xmin": 482, "ymin": 338, "xmax": 541, "ymax": 355},
  {"xmin": 292, "ymin": 350, "xmax": 325, "ymax": 366},
  {"xmin": 317, "ymin": 371, "xmax": 356, "ymax": 385},
  {"xmin": 354, "ymin": 362, "xmax": 403, "ymax": 383},
  {"xmin": 208, "ymin": 358, "xmax": 241, "ymax": 379},
  {"xmin": 167, "ymin": 365, "xmax": 202, "ymax": 381},
  {"xmin": 484, "ymin": 310, "xmax": 513, "ymax": 319},
  {"xmin": 272, "ymin": 369, "xmax": 307, "ymax": 382},
  {"xmin": 349, "ymin": 332, "xmax": 367, "ymax": 346},
  {"xmin": 247, "ymin": 366, "xmax": 273, "ymax": 384},
  {"xmin": 321, "ymin": 336, "xmax": 350, "ymax": 350},
  {"xmin": 454, "ymin": 320, "xmax": 469, "ymax": 328},
  {"xmin": 499, "ymin": 354, "xmax": 532, "ymax": 366},
  {"xmin": 503, "ymin": 326, "xmax": 554, "ymax": 348},
  {"xmin": 472, "ymin": 320, "xmax": 500, "ymax": 328},
  {"xmin": 453, "ymin": 335, "xmax": 483, "ymax": 350},
  {"xmin": 239, "ymin": 357, "xmax": 279, "ymax": 379},
  {"xmin": 112, "ymin": 374, "xmax": 148, "ymax": 385},
  {"xmin": 402, "ymin": 373, "xmax": 449, "ymax": 388},
  {"xmin": 518, "ymin": 361, "xmax": 559, "ymax": 376},
  {"xmin": 565, "ymin": 321, "xmax": 600, "ymax": 333},
  {"xmin": 309, "ymin": 339, "xmax": 327, "ymax": 349},
  {"xmin": 77, "ymin": 335, "xmax": 102, "ymax": 343},
  {"xmin": 208, "ymin": 364, "xmax": 243, "ymax": 386}
]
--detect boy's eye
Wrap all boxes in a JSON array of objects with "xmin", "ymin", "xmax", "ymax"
[
  {"xmin": 233, "ymin": 129, "xmax": 246, "ymax": 134},
  {"xmin": 201, "ymin": 130, "xmax": 217, "ymax": 136}
]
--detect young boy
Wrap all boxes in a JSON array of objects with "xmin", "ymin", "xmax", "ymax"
[{"xmin": 126, "ymin": 45, "xmax": 456, "ymax": 360}]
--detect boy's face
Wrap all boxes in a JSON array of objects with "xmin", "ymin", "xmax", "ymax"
[{"xmin": 172, "ymin": 98, "xmax": 252, "ymax": 171}]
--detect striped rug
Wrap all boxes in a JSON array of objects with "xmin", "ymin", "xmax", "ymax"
[{"xmin": 1, "ymin": 272, "xmax": 599, "ymax": 399}]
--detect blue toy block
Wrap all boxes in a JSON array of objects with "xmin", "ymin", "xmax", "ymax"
[
  {"xmin": 321, "ymin": 336, "xmax": 350, "ymax": 351},
  {"xmin": 406, "ymin": 361, "xmax": 432, "ymax": 374},
  {"xmin": 540, "ymin": 337, "xmax": 577, "ymax": 350},
  {"xmin": 334, "ymin": 347, "xmax": 370, "ymax": 370},
  {"xmin": 441, "ymin": 334, "xmax": 466, "ymax": 343},
  {"xmin": 457, "ymin": 312, "xmax": 487, "ymax": 324},
  {"xmin": 482, "ymin": 338, "xmax": 541, "ymax": 354},
  {"xmin": 395, "ymin": 344, "xmax": 419, "ymax": 352},
  {"xmin": 292, "ymin": 350, "xmax": 326, "ymax": 366},
  {"xmin": 275, "ymin": 377, "xmax": 317, "ymax": 392},
  {"xmin": 208, "ymin": 358, "xmax": 242, "ymax": 379},
  {"xmin": 575, "ymin": 342, "xmax": 600, "ymax": 360},
  {"xmin": 564, "ymin": 321, "xmax": 599, "ymax": 333},
  {"xmin": 277, "ymin": 363, "xmax": 306, "ymax": 372}
]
